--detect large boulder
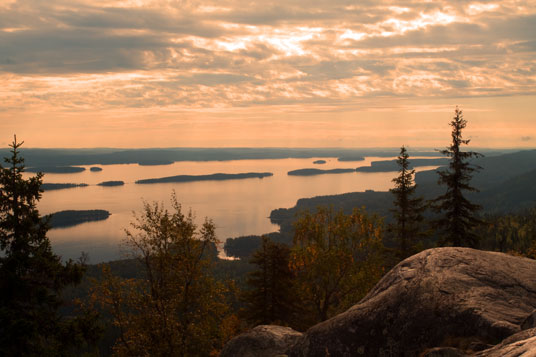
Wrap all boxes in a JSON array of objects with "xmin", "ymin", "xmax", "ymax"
[
  {"xmin": 220, "ymin": 325, "xmax": 302, "ymax": 357},
  {"xmin": 289, "ymin": 247, "xmax": 536, "ymax": 356},
  {"xmin": 474, "ymin": 327, "xmax": 536, "ymax": 356}
]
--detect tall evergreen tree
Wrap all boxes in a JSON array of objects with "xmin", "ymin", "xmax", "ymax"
[
  {"xmin": 389, "ymin": 146, "xmax": 427, "ymax": 259},
  {"xmin": 241, "ymin": 236, "xmax": 297, "ymax": 328},
  {"xmin": 0, "ymin": 136, "xmax": 99, "ymax": 356},
  {"xmin": 432, "ymin": 107, "xmax": 483, "ymax": 247}
]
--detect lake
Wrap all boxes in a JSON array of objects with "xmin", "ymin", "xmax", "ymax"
[{"xmin": 30, "ymin": 157, "xmax": 438, "ymax": 263}]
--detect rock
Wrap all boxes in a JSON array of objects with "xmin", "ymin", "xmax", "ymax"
[
  {"xmin": 220, "ymin": 325, "xmax": 302, "ymax": 357},
  {"xmin": 473, "ymin": 328, "xmax": 536, "ymax": 356},
  {"xmin": 421, "ymin": 347, "xmax": 467, "ymax": 356},
  {"xmin": 288, "ymin": 248, "xmax": 536, "ymax": 357},
  {"xmin": 521, "ymin": 309, "xmax": 536, "ymax": 330}
]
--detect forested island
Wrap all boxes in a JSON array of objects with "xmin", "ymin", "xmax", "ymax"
[
  {"xmin": 337, "ymin": 156, "xmax": 365, "ymax": 162},
  {"xmin": 355, "ymin": 158, "xmax": 449, "ymax": 172},
  {"xmin": 41, "ymin": 183, "xmax": 89, "ymax": 191},
  {"xmin": 136, "ymin": 172, "xmax": 273, "ymax": 184},
  {"xmin": 137, "ymin": 160, "xmax": 174, "ymax": 166},
  {"xmin": 26, "ymin": 166, "xmax": 86, "ymax": 173},
  {"xmin": 287, "ymin": 168, "xmax": 356, "ymax": 176},
  {"xmin": 48, "ymin": 209, "xmax": 111, "ymax": 228},
  {"xmin": 97, "ymin": 181, "xmax": 125, "ymax": 186}
]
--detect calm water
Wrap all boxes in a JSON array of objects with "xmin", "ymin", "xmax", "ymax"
[{"xmin": 30, "ymin": 157, "xmax": 437, "ymax": 263}]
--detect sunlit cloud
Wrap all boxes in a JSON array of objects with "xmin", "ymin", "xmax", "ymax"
[{"xmin": 0, "ymin": 0, "xmax": 535, "ymax": 147}]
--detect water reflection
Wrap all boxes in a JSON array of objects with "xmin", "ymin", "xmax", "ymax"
[{"xmin": 29, "ymin": 157, "xmax": 436, "ymax": 263}]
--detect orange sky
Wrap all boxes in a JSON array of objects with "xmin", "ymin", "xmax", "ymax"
[{"xmin": 1, "ymin": 0, "xmax": 535, "ymax": 148}]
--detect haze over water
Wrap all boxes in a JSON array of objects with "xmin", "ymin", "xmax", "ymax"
[{"xmin": 30, "ymin": 156, "xmax": 440, "ymax": 263}]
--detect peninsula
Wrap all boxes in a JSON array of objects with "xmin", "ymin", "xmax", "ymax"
[
  {"xmin": 26, "ymin": 166, "xmax": 86, "ymax": 173},
  {"xmin": 287, "ymin": 168, "xmax": 356, "ymax": 176}
]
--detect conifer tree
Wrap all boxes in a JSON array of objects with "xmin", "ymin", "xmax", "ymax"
[
  {"xmin": 389, "ymin": 146, "xmax": 426, "ymax": 259},
  {"xmin": 241, "ymin": 236, "xmax": 297, "ymax": 327},
  {"xmin": 432, "ymin": 107, "xmax": 483, "ymax": 247},
  {"xmin": 0, "ymin": 136, "xmax": 99, "ymax": 356}
]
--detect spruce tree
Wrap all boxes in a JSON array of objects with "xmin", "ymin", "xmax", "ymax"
[
  {"xmin": 241, "ymin": 236, "xmax": 297, "ymax": 327},
  {"xmin": 0, "ymin": 136, "xmax": 99, "ymax": 355},
  {"xmin": 389, "ymin": 146, "xmax": 426, "ymax": 259},
  {"xmin": 432, "ymin": 107, "xmax": 483, "ymax": 247}
]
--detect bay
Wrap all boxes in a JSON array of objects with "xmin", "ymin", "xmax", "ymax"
[{"xmin": 30, "ymin": 157, "xmax": 438, "ymax": 263}]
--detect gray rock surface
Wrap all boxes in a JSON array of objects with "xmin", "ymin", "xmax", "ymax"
[
  {"xmin": 220, "ymin": 325, "xmax": 302, "ymax": 357},
  {"xmin": 288, "ymin": 248, "xmax": 536, "ymax": 357},
  {"xmin": 474, "ymin": 327, "xmax": 536, "ymax": 356}
]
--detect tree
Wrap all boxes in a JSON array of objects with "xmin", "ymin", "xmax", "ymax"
[
  {"xmin": 0, "ymin": 136, "xmax": 99, "ymax": 356},
  {"xmin": 289, "ymin": 207, "xmax": 384, "ymax": 326},
  {"xmin": 241, "ymin": 236, "xmax": 298, "ymax": 328},
  {"xmin": 389, "ymin": 146, "xmax": 427, "ymax": 259},
  {"xmin": 93, "ymin": 194, "xmax": 230, "ymax": 356},
  {"xmin": 432, "ymin": 107, "xmax": 483, "ymax": 247}
]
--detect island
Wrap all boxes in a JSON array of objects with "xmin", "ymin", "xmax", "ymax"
[
  {"xmin": 135, "ymin": 172, "xmax": 273, "ymax": 184},
  {"xmin": 356, "ymin": 158, "xmax": 449, "ymax": 172},
  {"xmin": 97, "ymin": 181, "xmax": 125, "ymax": 186},
  {"xmin": 90, "ymin": 167, "xmax": 103, "ymax": 172},
  {"xmin": 137, "ymin": 160, "xmax": 174, "ymax": 166},
  {"xmin": 26, "ymin": 166, "xmax": 86, "ymax": 173},
  {"xmin": 41, "ymin": 183, "xmax": 89, "ymax": 191},
  {"xmin": 47, "ymin": 209, "xmax": 111, "ymax": 229},
  {"xmin": 337, "ymin": 156, "xmax": 365, "ymax": 162},
  {"xmin": 313, "ymin": 160, "xmax": 326, "ymax": 164},
  {"xmin": 287, "ymin": 168, "xmax": 356, "ymax": 176}
]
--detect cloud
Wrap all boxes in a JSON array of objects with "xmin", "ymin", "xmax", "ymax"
[
  {"xmin": 521, "ymin": 136, "xmax": 532, "ymax": 142},
  {"xmin": 0, "ymin": 0, "xmax": 535, "ymax": 112}
]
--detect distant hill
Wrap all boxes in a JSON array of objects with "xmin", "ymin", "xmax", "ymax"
[
  {"xmin": 271, "ymin": 149, "xmax": 536, "ymax": 237},
  {"xmin": 2, "ymin": 148, "xmax": 446, "ymax": 167}
]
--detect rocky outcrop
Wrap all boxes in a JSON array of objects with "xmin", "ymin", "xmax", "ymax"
[
  {"xmin": 474, "ymin": 327, "xmax": 536, "ymax": 356},
  {"xmin": 287, "ymin": 248, "xmax": 536, "ymax": 356},
  {"xmin": 220, "ymin": 325, "xmax": 302, "ymax": 357}
]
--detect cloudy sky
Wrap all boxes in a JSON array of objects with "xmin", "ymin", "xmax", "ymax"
[{"xmin": 0, "ymin": 0, "xmax": 535, "ymax": 148}]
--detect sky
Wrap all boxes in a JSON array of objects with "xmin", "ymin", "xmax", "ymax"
[{"xmin": 0, "ymin": 0, "xmax": 535, "ymax": 148}]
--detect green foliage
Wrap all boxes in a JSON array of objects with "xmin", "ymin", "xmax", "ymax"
[
  {"xmin": 477, "ymin": 207, "xmax": 536, "ymax": 257},
  {"xmin": 389, "ymin": 146, "xmax": 427, "ymax": 259},
  {"xmin": 0, "ymin": 137, "xmax": 100, "ymax": 356},
  {"xmin": 290, "ymin": 207, "xmax": 385, "ymax": 326},
  {"xmin": 93, "ymin": 194, "xmax": 232, "ymax": 356},
  {"xmin": 241, "ymin": 236, "xmax": 299, "ymax": 328},
  {"xmin": 223, "ymin": 232, "xmax": 291, "ymax": 259},
  {"xmin": 432, "ymin": 107, "xmax": 483, "ymax": 247}
]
